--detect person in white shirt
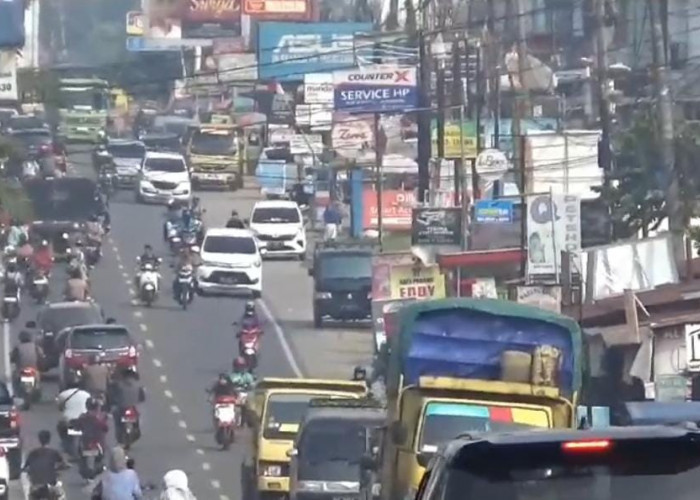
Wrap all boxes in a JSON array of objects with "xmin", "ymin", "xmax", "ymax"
[{"xmin": 56, "ymin": 384, "xmax": 91, "ymax": 441}]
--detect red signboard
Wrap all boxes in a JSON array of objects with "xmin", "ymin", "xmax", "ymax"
[
  {"xmin": 184, "ymin": 0, "xmax": 241, "ymax": 22},
  {"xmin": 362, "ymin": 189, "xmax": 416, "ymax": 230},
  {"xmin": 242, "ymin": 0, "xmax": 310, "ymax": 19}
]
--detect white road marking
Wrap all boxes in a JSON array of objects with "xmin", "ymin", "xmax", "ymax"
[
  {"xmin": 202, "ymin": 462, "xmax": 210, "ymax": 471},
  {"xmin": 159, "ymin": 374, "xmax": 167, "ymax": 383},
  {"xmin": 133, "ymin": 311, "xmax": 142, "ymax": 318},
  {"xmin": 112, "ymin": 246, "xmax": 119, "ymax": 253},
  {"xmin": 153, "ymin": 358, "xmax": 162, "ymax": 368},
  {"xmin": 257, "ymin": 299, "xmax": 303, "ymax": 377},
  {"xmin": 145, "ymin": 339, "xmax": 154, "ymax": 348},
  {"xmin": 178, "ymin": 420, "xmax": 187, "ymax": 429},
  {"xmin": 186, "ymin": 434, "xmax": 196, "ymax": 442},
  {"xmin": 220, "ymin": 495, "xmax": 230, "ymax": 500},
  {"xmin": 118, "ymin": 263, "xmax": 124, "ymax": 270},
  {"xmin": 196, "ymin": 448, "xmax": 205, "ymax": 455},
  {"xmin": 122, "ymin": 272, "xmax": 129, "ymax": 279},
  {"xmin": 211, "ymin": 480, "xmax": 220, "ymax": 489},
  {"xmin": 2, "ymin": 321, "xmax": 11, "ymax": 390},
  {"xmin": 131, "ymin": 299, "xmax": 139, "ymax": 306},
  {"xmin": 164, "ymin": 390, "xmax": 173, "ymax": 398},
  {"xmin": 20, "ymin": 472, "xmax": 30, "ymax": 500},
  {"xmin": 139, "ymin": 323, "xmax": 148, "ymax": 332},
  {"xmin": 128, "ymin": 288, "xmax": 135, "ymax": 296},
  {"xmin": 170, "ymin": 405, "xmax": 181, "ymax": 414}
]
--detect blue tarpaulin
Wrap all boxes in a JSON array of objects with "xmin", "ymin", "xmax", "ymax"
[{"xmin": 0, "ymin": 0, "xmax": 25, "ymax": 49}]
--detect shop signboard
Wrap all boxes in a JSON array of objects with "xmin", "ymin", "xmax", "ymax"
[
  {"xmin": 474, "ymin": 200, "xmax": 513, "ymax": 223},
  {"xmin": 333, "ymin": 65, "xmax": 418, "ymax": 113},
  {"xmin": 304, "ymin": 73, "xmax": 334, "ymax": 104},
  {"xmin": 411, "ymin": 207, "xmax": 462, "ymax": 245},
  {"xmin": 183, "ymin": 0, "xmax": 241, "ymax": 23},
  {"xmin": 295, "ymin": 104, "xmax": 332, "ymax": 130},
  {"xmin": 0, "ymin": 51, "xmax": 18, "ymax": 101},
  {"xmin": 430, "ymin": 119, "xmax": 478, "ymax": 159},
  {"xmin": 126, "ymin": 11, "xmax": 145, "ymax": 36},
  {"xmin": 257, "ymin": 22, "xmax": 372, "ymax": 81},
  {"xmin": 243, "ymin": 0, "xmax": 311, "ymax": 20},
  {"xmin": 362, "ymin": 189, "xmax": 415, "ymax": 230},
  {"xmin": 0, "ymin": 0, "xmax": 24, "ymax": 49}
]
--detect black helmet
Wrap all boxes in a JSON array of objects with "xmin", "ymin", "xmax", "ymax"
[
  {"xmin": 5, "ymin": 263, "xmax": 16, "ymax": 273},
  {"xmin": 18, "ymin": 330, "xmax": 32, "ymax": 343},
  {"xmin": 38, "ymin": 430, "xmax": 51, "ymax": 446},
  {"xmin": 244, "ymin": 301, "xmax": 255, "ymax": 313},
  {"xmin": 352, "ymin": 366, "xmax": 367, "ymax": 381},
  {"xmin": 231, "ymin": 209, "xmax": 238, "ymax": 217},
  {"xmin": 218, "ymin": 372, "xmax": 229, "ymax": 383},
  {"xmin": 85, "ymin": 397, "xmax": 98, "ymax": 411}
]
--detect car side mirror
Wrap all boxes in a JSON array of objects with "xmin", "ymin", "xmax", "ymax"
[
  {"xmin": 106, "ymin": 317, "xmax": 116, "ymax": 324},
  {"xmin": 286, "ymin": 448, "xmax": 298, "ymax": 458},
  {"xmin": 390, "ymin": 422, "xmax": 407, "ymax": 444}
]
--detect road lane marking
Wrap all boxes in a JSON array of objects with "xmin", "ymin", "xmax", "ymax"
[
  {"xmin": 211, "ymin": 480, "xmax": 220, "ymax": 489},
  {"xmin": 159, "ymin": 375, "xmax": 167, "ymax": 383},
  {"xmin": 178, "ymin": 420, "xmax": 187, "ymax": 429},
  {"xmin": 131, "ymin": 299, "xmax": 138, "ymax": 306},
  {"xmin": 202, "ymin": 462, "xmax": 210, "ymax": 471},
  {"xmin": 186, "ymin": 434, "xmax": 196, "ymax": 442},
  {"xmin": 118, "ymin": 263, "xmax": 124, "ymax": 270},
  {"xmin": 145, "ymin": 339, "xmax": 154, "ymax": 348},
  {"xmin": 2, "ymin": 321, "xmax": 11, "ymax": 391},
  {"xmin": 139, "ymin": 323, "xmax": 148, "ymax": 332},
  {"xmin": 153, "ymin": 358, "xmax": 162, "ymax": 368},
  {"xmin": 196, "ymin": 448, "xmax": 204, "ymax": 455},
  {"xmin": 257, "ymin": 299, "xmax": 303, "ymax": 377},
  {"xmin": 133, "ymin": 311, "xmax": 142, "ymax": 318},
  {"xmin": 170, "ymin": 405, "xmax": 181, "ymax": 414},
  {"xmin": 122, "ymin": 272, "xmax": 129, "ymax": 279},
  {"xmin": 164, "ymin": 390, "xmax": 173, "ymax": 398},
  {"xmin": 220, "ymin": 495, "xmax": 230, "ymax": 500}
]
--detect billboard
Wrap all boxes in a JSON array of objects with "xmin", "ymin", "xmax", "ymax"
[
  {"xmin": 332, "ymin": 114, "xmax": 374, "ymax": 159},
  {"xmin": 0, "ymin": 0, "xmax": 24, "ymax": 49},
  {"xmin": 0, "ymin": 51, "xmax": 18, "ymax": 101},
  {"xmin": 431, "ymin": 119, "xmax": 478, "ymax": 159},
  {"xmin": 126, "ymin": 11, "xmax": 144, "ymax": 36},
  {"xmin": 209, "ymin": 51, "xmax": 258, "ymax": 81},
  {"xmin": 362, "ymin": 189, "xmax": 415, "ymax": 230},
  {"xmin": 295, "ymin": 104, "xmax": 332, "ymax": 130},
  {"xmin": 257, "ymin": 22, "xmax": 372, "ymax": 81},
  {"xmin": 243, "ymin": 0, "xmax": 310, "ymax": 20},
  {"xmin": 333, "ymin": 65, "xmax": 418, "ymax": 113},
  {"xmin": 304, "ymin": 73, "xmax": 333, "ymax": 104},
  {"xmin": 411, "ymin": 207, "xmax": 462, "ymax": 245},
  {"xmin": 145, "ymin": 0, "xmax": 186, "ymax": 39},
  {"xmin": 183, "ymin": 0, "xmax": 241, "ymax": 23}
]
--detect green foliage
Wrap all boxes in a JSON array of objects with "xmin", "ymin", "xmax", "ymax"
[{"xmin": 0, "ymin": 182, "xmax": 34, "ymax": 224}]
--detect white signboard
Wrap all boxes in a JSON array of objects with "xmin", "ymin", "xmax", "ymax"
[
  {"xmin": 304, "ymin": 73, "xmax": 334, "ymax": 104},
  {"xmin": 516, "ymin": 285, "xmax": 562, "ymax": 313},
  {"xmin": 686, "ymin": 324, "xmax": 700, "ymax": 372},
  {"xmin": 526, "ymin": 194, "xmax": 581, "ymax": 278},
  {"xmin": 216, "ymin": 53, "xmax": 258, "ymax": 82},
  {"xmin": 290, "ymin": 134, "xmax": 323, "ymax": 155},
  {"xmin": 268, "ymin": 125, "xmax": 294, "ymax": 145},
  {"xmin": 332, "ymin": 118, "xmax": 374, "ymax": 159},
  {"xmin": 295, "ymin": 104, "xmax": 332, "ymax": 130},
  {"xmin": 475, "ymin": 148, "xmax": 509, "ymax": 182},
  {"xmin": 0, "ymin": 52, "xmax": 18, "ymax": 101}
]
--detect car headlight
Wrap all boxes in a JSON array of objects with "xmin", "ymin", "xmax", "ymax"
[
  {"xmin": 261, "ymin": 464, "xmax": 282, "ymax": 477},
  {"xmin": 140, "ymin": 181, "xmax": 156, "ymax": 193},
  {"xmin": 253, "ymin": 259, "xmax": 261, "ymax": 268},
  {"xmin": 315, "ymin": 292, "xmax": 332, "ymax": 299}
]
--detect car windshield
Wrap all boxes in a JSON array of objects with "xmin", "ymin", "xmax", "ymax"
[
  {"xmin": 318, "ymin": 253, "xmax": 372, "ymax": 280},
  {"xmin": 39, "ymin": 306, "xmax": 102, "ymax": 333},
  {"xmin": 191, "ymin": 131, "xmax": 235, "ymax": 155},
  {"xmin": 12, "ymin": 131, "xmax": 51, "ymax": 146},
  {"xmin": 263, "ymin": 393, "xmax": 316, "ymax": 440},
  {"xmin": 445, "ymin": 438, "xmax": 700, "ymax": 500},
  {"xmin": 61, "ymin": 89, "xmax": 105, "ymax": 110},
  {"xmin": 251, "ymin": 207, "xmax": 300, "ymax": 224},
  {"xmin": 203, "ymin": 235, "xmax": 256, "ymax": 254},
  {"xmin": 143, "ymin": 137, "xmax": 181, "ymax": 152},
  {"xmin": 108, "ymin": 144, "xmax": 145, "ymax": 159},
  {"xmin": 419, "ymin": 403, "xmax": 549, "ymax": 452},
  {"xmin": 144, "ymin": 157, "xmax": 186, "ymax": 173},
  {"xmin": 70, "ymin": 328, "xmax": 130, "ymax": 350},
  {"xmin": 9, "ymin": 117, "xmax": 45, "ymax": 130}
]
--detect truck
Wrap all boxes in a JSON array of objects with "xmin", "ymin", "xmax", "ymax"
[
  {"xmin": 377, "ymin": 297, "xmax": 583, "ymax": 500},
  {"xmin": 186, "ymin": 123, "xmax": 240, "ymax": 190},
  {"xmin": 56, "ymin": 77, "xmax": 110, "ymax": 143}
]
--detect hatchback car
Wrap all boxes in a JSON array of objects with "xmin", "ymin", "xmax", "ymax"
[
  {"xmin": 58, "ymin": 324, "xmax": 138, "ymax": 389},
  {"xmin": 197, "ymin": 228, "xmax": 262, "ymax": 297},
  {"xmin": 249, "ymin": 200, "xmax": 306, "ymax": 260}
]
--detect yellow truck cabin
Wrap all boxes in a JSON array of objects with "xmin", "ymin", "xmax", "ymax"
[
  {"xmin": 247, "ymin": 378, "xmax": 368, "ymax": 500},
  {"xmin": 187, "ymin": 123, "xmax": 239, "ymax": 190}
]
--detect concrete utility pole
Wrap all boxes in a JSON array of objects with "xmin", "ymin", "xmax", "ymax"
[
  {"xmin": 595, "ymin": 0, "xmax": 612, "ymax": 174},
  {"xmin": 648, "ymin": 0, "xmax": 685, "ymax": 264},
  {"xmin": 511, "ymin": 0, "xmax": 529, "ymax": 193}
]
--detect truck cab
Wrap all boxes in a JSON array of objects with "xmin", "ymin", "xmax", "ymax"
[
  {"xmin": 246, "ymin": 378, "xmax": 368, "ymax": 500},
  {"xmin": 56, "ymin": 77, "xmax": 109, "ymax": 143},
  {"xmin": 187, "ymin": 123, "xmax": 240, "ymax": 190}
]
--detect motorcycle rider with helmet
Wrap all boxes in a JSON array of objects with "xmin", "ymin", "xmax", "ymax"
[
  {"xmin": 68, "ymin": 238, "xmax": 88, "ymax": 280},
  {"xmin": 23, "ymin": 430, "xmax": 67, "ymax": 498},
  {"xmin": 10, "ymin": 330, "xmax": 44, "ymax": 390},
  {"xmin": 86, "ymin": 214, "xmax": 105, "ymax": 247},
  {"xmin": 56, "ymin": 381, "xmax": 91, "ymax": 445},
  {"xmin": 173, "ymin": 246, "xmax": 197, "ymax": 300},
  {"xmin": 82, "ymin": 354, "xmax": 109, "ymax": 401},
  {"xmin": 4, "ymin": 261, "xmax": 24, "ymax": 294},
  {"xmin": 209, "ymin": 372, "xmax": 238, "ymax": 399},
  {"xmin": 110, "ymin": 366, "xmax": 146, "ymax": 421},
  {"xmin": 75, "ymin": 397, "xmax": 109, "ymax": 472},
  {"xmin": 229, "ymin": 357, "xmax": 255, "ymax": 389},
  {"xmin": 225, "ymin": 210, "xmax": 245, "ymax": 229},
  {"xmin": 64, "ymin": 267, "xmax": 90, "ymax": 302},
  {"xmin": 135, "ymin": 244, "xmax": 160, "ymax": 289},
  {"xmin": 164, "ymin": 199, "xmax": 182, "ymax": 240},
  {"xmin": 31, "ymin": 240, "xmax": 54, "ymax": 276},
  {"xmin": 239, "ymin": 301, "xmax": 261, "ymax": 329}
]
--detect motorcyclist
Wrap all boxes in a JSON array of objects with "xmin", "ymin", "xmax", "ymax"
[
  {"xmin": 82, "ymin": 354, "xmax": 109, "ymax": 400},
  {"xmin": 86, "ymin": 214, "xmax": 105, "ymax": 247},
  {"xmin": 229, "ymin": 357, "xmax": 255, "ymax": 389},
  {"xmin": 56, "ymin": 382, "xmax": 91, "ymax": 442},
  {"xmin": 138, "ymin": 244, "xmax": 159, "ymax": 267},
  {"xmin": 160, "ymin": 469, "xmax": 197, "ymax": 500},
  {"xmin": 22, "ymin": 430, "xmax": 67, "ymax": 497},
  {"xmin": 95, "ymin": 446, "xmax": 143, "ymax": 500},
  {"xmin": 75, "ymin": 397, "xmax": 109, "ymax": 456},
  {"xmin": 7, "ymin": 219, "xmax": 26, "ymax": 248},
  {"xmin": 225, "ymin": 210, "xmax": 245, "ymax": 229},
  {"xmin": 209, "ymin": 372, "xmax": 238, "ymax": 399},
  {"xmin": 10, "ymin": 330, "xmax": 44, "ymax": 385},
  {"xmin": 16, "ymin": 233, "xmax": 33, "ymax": 265},
  {"xmin": 190, "ymin": 196, "xmax": 203, "ymax": 219},
  {"xmin": 173, "ymin": 247, "xmax": 197, "ymax": 300},
  {"xmin": 110, "ymin": 366, "xmax": 146, "ymax": 422},
  {"xmin": 64, "ymin": 267, "xmax": 90, "ymax": 301},
  {"xmin": 69, "ymin": 238, "xmax": 88, "ymax": 279},
  {"xmin": 4, "ymin": 261, "xmax": 24, "ymax": 294},
  {"xmin": 239, "ymin": 301, "xmax": 261, "ymax": 329},
  {"xmin": 164, "ymin": 200, "xmax": 182, "ymax": 240},
  {"xmin": 31, "ymin": 239, "xmax": 54, "ymax": 276}
]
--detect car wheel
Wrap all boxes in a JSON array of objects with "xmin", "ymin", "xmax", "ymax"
[{"xmin": 313, "ymin": 308, "xmax": 323, "ymax": 328}]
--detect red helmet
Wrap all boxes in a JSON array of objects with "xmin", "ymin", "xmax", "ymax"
[{"xmin": 233, "ymin": 356, "xmax": 247, "ymax": 370}]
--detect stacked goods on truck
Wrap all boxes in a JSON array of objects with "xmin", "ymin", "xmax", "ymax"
[{"xmin": 377, "ymin": 297, "xmax": 583, "ymax": 500}]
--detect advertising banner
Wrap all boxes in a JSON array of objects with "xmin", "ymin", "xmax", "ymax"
[
  {"xmin": 332, "ymin": 114, "xmax": 374, "ymax": 159},
  {"xmin": 257, "ymin": 22, "xmax": 372, "ymax": 81},
  {"xmin": 126, "ymin": 37, "xmax": 192, "ymax": 51},
  {"xmin": 411, "ymin": 207, "xmax": 462, "ymax": 245},
  {"xmin": 526, "ymin": 193, "xmax": 581, "ymax": 278},
  {"xmin": 362, "ymin": 189, "xmax": 416, "ymax": 230},
  {"xmin": 474, "ymin": 200, "xmax": 513, "ymax": 223},
  {"xmin": 431, "ymin": 119, "xmax": 477, "ymax": 159},
  {"xmin": 333, "ymin": 65, "xmax": 418, "ymax": 113},
  {"xmin": 0, "ymin": 51, "xmax": 18, "ymax": 101},
  {"xmin": 390, "ymin": 264, "xmax": 446, "ymax": 300},
  {"xmin": 289, "ymin": 134, "xmax": 323, "ymax": 155},
  {"xmin": 243, "ymin": 0, "xmax": 310, "ymax": 20},
  {"xmin": 210, "ymin": 51, "xmax": 257, "ymax": 82},
  {"xmin": 126, "ymin": 11, "xmax": 145, "ymax": 36},
  {"xmin": 295, "ymin": 104, "xmax": 332, "ymax": 130},
  {"xmin": 145, "ymin": 0, "xmax": 186, "ymax": 40},
  {"xmin": 304, "ymin": 73, "xmax": 333, "ymax": 104},
  {"xmin": 0, "ymin": 0, "xmax": 24, "ymax": 49},
  {"xmin": 516, "ymin": 285, "xmax": 562, "ymax": 313},
  {"xmin": 183, "ymin": 0, "xmax": 241, "ymax": 23}
]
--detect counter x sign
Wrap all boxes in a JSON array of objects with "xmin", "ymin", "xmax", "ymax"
[{"xmin": 394, "ymin": 70, "xmax": 410, "ymax": 82}]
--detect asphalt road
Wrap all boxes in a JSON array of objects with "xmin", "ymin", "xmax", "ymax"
[{"xmin": 0, "ymin": 148, "xmax": 375, "ymax": 499}]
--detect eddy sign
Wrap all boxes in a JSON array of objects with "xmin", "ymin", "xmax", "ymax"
[{"xmin": 333, "ymin": 65, "xmax": 417, "ymax": 113}]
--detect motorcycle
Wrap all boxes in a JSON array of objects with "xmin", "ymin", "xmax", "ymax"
[
  {"xmin": 98, "ymin": 168, "xmax": 116, "ymax": 200},
  {"xmin": 17, "ymin": 366, "xmax": 40, "ymax": 410},
  {"xmin": 2, "ymin": 287, "xmax": 20, "ymax": 321},
  {"xmin": 84, "ymin": 243, "xmax": 101, "ymax": 268},
  {"xmin": 63, "ymin": 421, "xmax": 82, "ymax": 459},
  {"xmin": 176, "ymin": 265, "xmax": 195, "ymax": 310},
  {"xmin": 30, "ymin": 269, "xmax": 49, "ymax": 304},
  {"xmin": 115, "ymin": 406, "xmax": 141, "ymax": 450},
  {"xmin": 238, "ymin": 325, "xmax": 261, "ymax": 371},
  {"xmin": 212, "ymin": 395, "xmax": 238, "ymax": 450},
  {"xmin": 181, "ymin": 229, "xmax": 198, "ymax": 249},
  {"xmin": 137, "ymin": 260, "xmax": 161, "ymax": 307},
  {"xmin": 167, "ymin": 225, "xmax": 181, "ymax": 253},
  {"xmin": 78, "ymin": 440, "xmax": 104, "ymax": 480},
  {"xmin": 29, "ymin": 480, "xmax": 66, "ymax": 500}
]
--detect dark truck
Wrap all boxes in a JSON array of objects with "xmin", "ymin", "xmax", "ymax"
[
  {"xmin": 309, "ymin": 240, "xmax": 375, "ymax": 328},
  {"xmin": 25, "ymin": 177, "xmax": 107, "ymax": 259},
  {"xmin": 289, "ymin": 398, "xmax": 386, "ymax": 500}
]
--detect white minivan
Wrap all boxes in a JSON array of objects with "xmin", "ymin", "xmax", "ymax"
[{"xmin": 248, "ymin": 200, "xmax": 306, "ymax": 260}]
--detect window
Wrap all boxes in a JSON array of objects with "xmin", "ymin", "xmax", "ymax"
[
  {"xmin": 203, "ymin": 235, "xmax": 256, "ymax": 254},
  {"xmin": 263, "ymin": 393, "xmax": 316, "ymax": 440},
  {"xmin": 39, "ymin": 306, "xmax": 103, "ymax": 333},
  {"xmin": 144, "ymin": 157, "xmax": 186, "ymax": 173},
  {"xmin": 70, "ymin": 328, "xmax": 130, "ymax": 350},
  {"xmin": 108, "ymin": 144, "xmax": 146, "ymax": 159},
  {"xmin": 318, "ymin": 253, "xmax": 372, "ymax": 280},
  {"xmin": 251, "ymin": 207, "xmax": 300, "ymax": 224},
  {"xmin": 191, "ymin": 131, "xmax": 235, "ymax": 155}
]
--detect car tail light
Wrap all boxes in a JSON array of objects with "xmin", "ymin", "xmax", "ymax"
[
  {"xmin": 20, "ymin": 367, "xmax": 36, "ymax": 376},
  {"xmin": 128, "ymin": 345, "xmax": 137, "ymax": 358},
  {"xmin": 9, "ymin": 408, "xmax": 19, "ymax": 429},
  {"xmin": 561, "ymin": 440, "xmax": 611, "ymax": 452},
  {"xmin": 65, "ymin": 349, "xmax": 73, "ymax": 359},
  {"xmin": 124, "ymin": 407, "xmax": 136, "ymax": 417},
  {"xmin": 0, "ymin": 447, "xmax": 7, "ymax": 457}
]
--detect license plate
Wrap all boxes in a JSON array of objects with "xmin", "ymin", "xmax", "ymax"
[
  {"xmin": 215, "ymin": 405, "xmax": 236, "ymax": 423},
  {"xmin": 4, "ymin": 297, "xmax": 17, "ymax": 303},
  {"xmin": 268, "ymin": 242, "xmax": 284, "ymax": 249},
  {"xmin": 82, "ymin": 449, "xmax": 99, "ymax": 457},
  {"xmin": 121, "ymin": 417, "xmax": 135, "ymax": 423},
  {"xmin": 20, "ymin": 376, "xmax": 34, "ymax": 384},
  {"xmin": 77, "ymin": 127, "xmax": 90, "ymax": 132},
  {"xmin": 67, "ymin": 429, "xmax": 82, "ymax": 436},
  {"xmin": 221, "ymin": 277, "xmax": 238, "ymax": 284},
  {"xmin": 178, "ymin": 278, "xmax": 191, "ymax": 283}
]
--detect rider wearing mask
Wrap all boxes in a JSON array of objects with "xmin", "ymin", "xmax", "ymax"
[
  {"xmin": 64, "ymin": 267, "xmax": 90, "ymax": 302},
  {"xmin": 10, "ymin": 330, "xmax": 43, "ymax": 382},
  {"xmin": 75, "ymin": 397, "xmax": 109, "ymax": 453},
  {"xmin": 229, "ymin": 357, "xmax": 255, "ymax": 388},
  {"xmin": 31, "ymin": 240, "xmax": 53, "ymax": 276},
  {"xmin": 56, "ymin": 382, "xmax": 91, "ymax": 441},
  {"xmin": 225, "ymin": 210, "xmax": 245, "ymax": 229},
  {"xmin": 82, "ymin": 354, "xmax": 109, "ymax": 399},
  {"xmin": 23, "ymin": 430, "xmax": 66, "ymax": 495},
  {"xmin": 160, "ymin": 469, "xmax": 197, "ymax": 500},
  {"xmin": 110, "ymin": 366, "xmax": 146, "ymax": 420},
  {"xmin": 97, "ymin": 446, "xmax": 143, "ymax": 500}
]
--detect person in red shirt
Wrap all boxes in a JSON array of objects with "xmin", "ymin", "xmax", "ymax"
[{"xmin": 32, "ymin": 240, "xmax": 53, "ymax": 276}]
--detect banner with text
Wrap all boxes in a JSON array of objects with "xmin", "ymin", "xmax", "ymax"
[
  {"xmin": 243, "ymin": 0, "xmax": 311, "ymax": 20},
  {"xmin": 126, "ymin": 11, "xmax": 145, "ymax": 36},
  {"xmin": 362, "ymin": 188, "xmax": 416, "ymax": 230},
  {"xmin": 304, "ymin": 73, "xmax": 334, "ymax": 104},
  {"xmin": 0, "ymin": 51, "xmax": 18, "ymax": 101},
  {"xmin": 333, "ymin": 65, "xmax": 418, "ymax": 113},
  {"xmin": 430, "ymin": 119, "xmax": 478, "ymax": 159}
]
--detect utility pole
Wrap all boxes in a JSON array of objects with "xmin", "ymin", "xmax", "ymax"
[
  {"xmin": 486, "ymin": 0, "xmax": 500, "ymax": 149},
  {"xmin": 417, "ymin": 30, "xmax": 432, "ymax": 203},
  {"xmin": 595, "ymin": 0, "xmax": 612, "ymax": 175},
  {"xmin": 511, "ymin": 0, "xmax": 529, "ymax": 193},
  {"xmin": 648, "ymin": 0, "xmax": 684, "ymax": 264}
]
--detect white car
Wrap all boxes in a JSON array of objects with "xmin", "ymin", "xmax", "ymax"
[
  {"xmin": 136, "ymin": 151, "xmax": 191, "ymax": 204},
  {"xmin": 249, "ymin": 200, "xmax": 306, "ymax": 260},
  {"xmin": 197, "ymin": 228, "xmax": 262, "ymax": 297}
]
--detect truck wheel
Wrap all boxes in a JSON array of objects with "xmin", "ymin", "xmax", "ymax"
[{"xmin": 251, "ymin": 290, "xmax": 261, "ymax": 299}]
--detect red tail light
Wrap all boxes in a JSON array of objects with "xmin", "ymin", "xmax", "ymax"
[
  {"xmin": 9, "ymin": 408, "xmax": 20, "ymax": 429},
  {"xmin": 562, "ymin": 440, "xmax": 611, "ymax": 452},
  {"xmin": 128, "ymin": 345, "xmax": 137, "ymax": 358},
  {"xmin": 124, "ymin": 407, "xmax": 136, "ymax": 417},
  {"xmin": 20, "ymin": 367, "xmax": 36, "ymax": 376},
  {"xmin": 65, "ymin": 349, "xmax": 73, "ymax": 359}
]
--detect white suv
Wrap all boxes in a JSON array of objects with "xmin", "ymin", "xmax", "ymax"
[
  {"xmin": 137, "ymin": 151, "xmax": 191, "ymax": 204},
  {"xmin": 197, "ymin": 228, "xmax": 262, "ymax": 298},
  {"xmin": 249, "ymin": 200, "xmax": 306, "ymax": 260}
]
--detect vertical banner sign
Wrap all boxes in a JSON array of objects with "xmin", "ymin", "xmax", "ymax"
[
  {"xmin": 257, "ymin": 22, "xmax": 372, "ymax": 81},
  {"xmin": 333, "ymin": 65, "xmax": 418, "ymax": 113},
  {"xmin": 526, "ymin": 194, "xmax": 581, "ymax": 279},
  {"xmin": 304, "ymin": 73, "xmax": 334, "ymax": 104},
  {"xmin": 0, "ymin": 51, "xmax": 18, "ymax": 101}
]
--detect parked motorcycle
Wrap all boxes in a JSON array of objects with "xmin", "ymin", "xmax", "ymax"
[
  {"xmin": 176, "ymin": 265, "xmax": 195, "ymax": 310},
  {"xmin": 30, "ymin": 270, "xmax": 49, "ymax": 304},
  {"xmin": 137, "ymin": 260, "xmax": 161, "ymax": 307},
  {"xmin": 238, "ymin": 325, "xmax": 261, "ymax": 371},
  {"xmin": 17, "ymin": 366, "xmax": 40, "ymax": 410},
  {"xmin": 115, "ymin": 406, "xmax": 141, "ymax": 450},
  {"xmin": 212, "ymin": 395, "xmax": 238, "ymax": 450}
]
